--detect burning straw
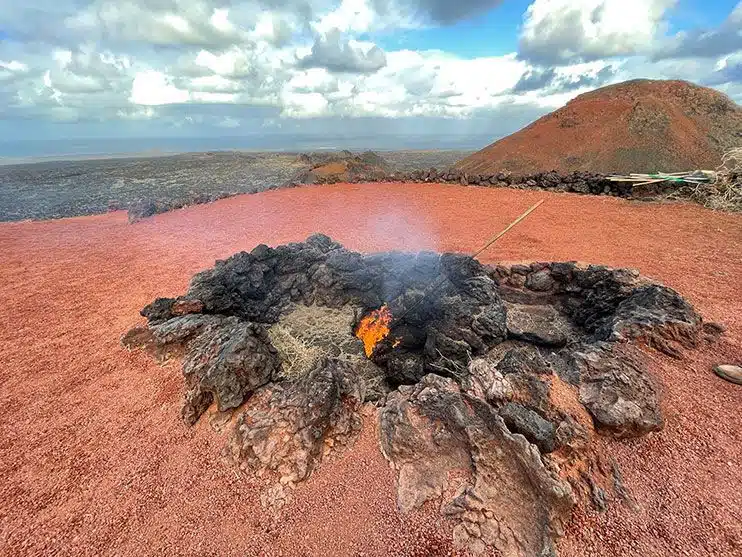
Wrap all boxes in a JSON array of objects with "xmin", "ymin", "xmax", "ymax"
[{"xmin": 355, "ymin": 306, "xmax": 394, "ymax": 357}]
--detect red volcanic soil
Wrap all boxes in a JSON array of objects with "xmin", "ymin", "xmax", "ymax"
[
  {"xmin": 1, "ymin": 183, "xmax": 741, "ymax": 556},
  {"xmin": 457, "ymin": 79, "xmax": 742, "ymax": 175}
]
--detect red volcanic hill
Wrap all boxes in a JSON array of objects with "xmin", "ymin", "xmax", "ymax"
[{"xmin": 456, "ymin": 79, "xmax": 742, "ymax": 175}]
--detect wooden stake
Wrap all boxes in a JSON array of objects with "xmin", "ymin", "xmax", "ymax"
[
  {"xmin": 390, "ymin": 199, "xmax": 546, "ymax": 328},
  {"xmin": 631, "ymin": 178, "xmax": 669, "ymax": 188},
  {"xmin": 470, "ymin": 199, "xmax": 545, "ymax": 260}
]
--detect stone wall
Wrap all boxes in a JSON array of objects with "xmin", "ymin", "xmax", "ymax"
[
  {"xmin": 300, "ymin": 168, "xmax": 638, "ymax": 197},
  {"xmin": 488, "ymin": 260, "xmax": 708, "ymax": 358},
  {"xmin": 127, "ymin": 162, "xmax": 687, "ymax": 223}
]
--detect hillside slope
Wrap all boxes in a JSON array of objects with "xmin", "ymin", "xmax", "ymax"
[{"xmin": 456, "ymin": 79, "xmax": 742, "ymax": 174}]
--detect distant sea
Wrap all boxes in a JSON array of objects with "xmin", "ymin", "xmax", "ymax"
[{"xmin": 0, "ymin": 135, "xmax": 495, "ymax": 165}]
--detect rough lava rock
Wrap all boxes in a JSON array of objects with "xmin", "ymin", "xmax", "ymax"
[
  {"xmin": 506, "ymin": 302, "xmax": 575, "ymax": 346},
  {"xmin": 593, "ymin": 284, "xmax": 704, "ymax": 357},
  {"xmin": 122, "ymin": 314, "xmax": 280, "ymax": 424},
  {"xmin": 498, "ymin": 402, "xmax": 558, "ymax": 453},
  {"xmin": 122, "ymin": 235, "xmax": 717, "ymax": 556},
  {"xmin": 572, "ymin": 343, "xmax": 664, "ymax": 437},
  {"xmin": 127, "ymin": 199, "xmax": 157, "ymax": 223},
  {"xmin": 379, "ymin": 374, "xmax": 574, "ymax": 556},
  {"xmin": 228, "ymin": 358, "xmax": 365, "ymax": 484}
]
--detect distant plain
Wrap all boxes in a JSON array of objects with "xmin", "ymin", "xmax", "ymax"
[{"xmin": 0, "ymin": 150, "xmax": 472, "ymax": 222}]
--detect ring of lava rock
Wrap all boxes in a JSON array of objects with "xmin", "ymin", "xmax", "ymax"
[{"xmin": 122, "ymin": 234, "xmax": 721, "ymax": 556}]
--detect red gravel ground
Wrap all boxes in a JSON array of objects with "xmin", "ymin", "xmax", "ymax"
[{"xmin": 1, "ymin": 182, "xmax": 741, "ymax": 557}]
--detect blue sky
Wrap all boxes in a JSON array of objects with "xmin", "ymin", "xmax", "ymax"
[
  {"xmin": 669, "ymin": 0, "xmax": 736, "ymax": 28},
  {"xmin": 0, "ymin": 0, "xmax": 741, "ymax": 152}
]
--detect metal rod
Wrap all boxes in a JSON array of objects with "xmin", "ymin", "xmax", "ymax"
[{"xmin": 389, "ymin": 199, "xmax": 545, "ymax": 329}]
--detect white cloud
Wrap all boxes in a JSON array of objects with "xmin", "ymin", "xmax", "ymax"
[
  {"xmin": 193, "ymin": 49, "xmax": 251, "ymax": 77},
  {"xmin": 278, "ymin": 49, "xmax": 530, "ymax": 118},
  {"xmin": 65, "ymin": 1, "xmax": 246, "ymax": 47},
  {"xmin": 186, "ymin": 74, "xmax": 244, "ymax": 93},
  {"xmin": 512, "ymin": 61, "xmax": 616, "ymax": 95},
  {"xmin": 281, "ymin": 90, "xmax": 330, "ymax": 117},
  {"xmin": 0, "ymin": 60, "xmax": 28, "ymax": 72},
  {"xmin": 117, "ymin": 106, "xmax": 157, "ymax": 120},
  {"xmin": 46, "ymin": 71, "xmax": 107, "ymax": 94},
  {"xmin": 0, "ymin": 60, "xmax": 30, "ymax": 84},
  {"xmin": 52, "ymin": 50, "xmax": 73, "ymax": 66},
  {"xmin": 297, "ymin": 30, "xmax": 388, "ymax": 73},
  {"xmin": 250, "ymin": 12, "xmax": 297, "ymax": 46},
  {"xmin": 520, "ymin": 0, "xmax": 676, "ymax": 64},
  {"xmin": 287, "ymin": 68, "xmax": 339, "ymax": 94},
  {"xmin": 191, "ymin": 91, "xmax": 238, "ymax": 102},
  {"xmin": 130, "ymin": 71, "xmax": 190, "ymax": 105},
  {"xmin": 314, "ymin": 0, "xmax": 379, "ymax": 34}
]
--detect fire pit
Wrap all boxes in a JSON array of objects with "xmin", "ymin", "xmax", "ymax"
[{"xmin": 122, "ymin": 234, "xmax": 720, "ymax": 556}]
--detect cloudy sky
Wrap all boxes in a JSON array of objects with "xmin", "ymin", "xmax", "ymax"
[{"xmin": 1, "ymin": 0, "xmax": 741, "ymax": 148}]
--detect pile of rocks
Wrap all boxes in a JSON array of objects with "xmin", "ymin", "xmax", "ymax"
[
  {"xmin": 122, "ymin": 235, "xmax": 719, "ymax": 556},
  {"xmin": 293, "ymin": 150, "xmax": 391, "ymax": 185},
  {"xmin": 127, "ymin": 191, "xmax": 238, "ymax": 223}
]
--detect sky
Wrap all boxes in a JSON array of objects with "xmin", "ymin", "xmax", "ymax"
[{"xmin": 0, "ymin": 0, "xmax": 741, "ymax": 149}]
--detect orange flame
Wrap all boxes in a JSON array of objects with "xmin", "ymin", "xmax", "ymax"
[{"xmin": 355, "ymin": 305, "xmax": 393, "ymax": 357}]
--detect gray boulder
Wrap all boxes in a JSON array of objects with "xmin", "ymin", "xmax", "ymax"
[
  {"xmin": 595, "ymin": 284, "xmax": 704, "ymax": 357},
  {"xmin": 122, "ymin": 314, "xmax": 280, "ymax": 425},
  {"xmin": 127, "ymin": 198, "xmax": 157, "ymax": 223},
  {"xmin": 498, "ymin": 401, "xmax": 557, "ymax": 453},
  {"xmin": 574, "ymin": 343, "xmax": 664, "ymax": 437},
  {"xmin": 379, "ymin": 374, "xmax": 574, "ymax": 557},
  {"xmin": 229, "ymin": 358, "xmax": 365, "ymax": 484},
  {"xmin": 506, "ymin": 303, "xmax": 575, "ymax": 347}
]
